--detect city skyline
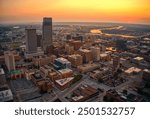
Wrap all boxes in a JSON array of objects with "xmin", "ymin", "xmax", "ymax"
[
  {"xmin": 0, "ymin": 11, "xmax": 150, "ymax": 102},
  {"xmin": 0, "ymin": 0, "xmax": 150, "ymax": 24},
  {"xmin": 0, "ymin": 0, "xmax": 150, "ymax": 103}
]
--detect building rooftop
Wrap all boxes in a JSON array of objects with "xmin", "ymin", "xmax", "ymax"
[
  {"xmin": 9, "ymin": 70, "xmax": 23, "ymax": 75},
  {"xmin": 100, "ymin": 53, "xmax": 108, "ymax": 57},
  {"xmin": 78, "ymin": 63, "xmax": 98, "ymax": 68},
  {"xmin": 72, "ymin": 96, "xmax": 84, "ymax": 101},
  {"xmin": 58, "ymin": 68, "xmax": 72, "ymax": 74},
  {"xmin": 70, "ymin": 40, "xmax": 81, "ymax": 43},
  {"xmin": 134, "ymin": 57, "xmax": 144, "ymax": 61},
  {"xmin": 79, "ymin": 49, "xmax": 91, "ymax": 53},
  {"xmin": 68, "ymin": 54, "xmax": 81, "ymax": 59},
  {"xmin": 0, "ymin": 89, "xmax": 13, "ymax": 102},
  {"xmin": 32, "ymin": 73, "xmax": 42, "ymax": 80},
  {"xmin": 125, "ymin": 67, "xmax": 142, "ymax": 74},
  {"xmin": 55, "ymin": 57, "xmax": 71, "ymax": 64},
  {"xmin": 40, "ymin": 65, "xmax": 51, "ymax": 70},
  {"xmin": 143, "ymin": 69, "xmax": 150, "ymax": 73},
  {"xmin": 70, "ymin": 84, "xmax": 99, "ymax": 102},
  {"xmin": 56, "ymin": 77, "xmax": 74, "ymax": 86},
  {"xmin": 106, "ymin": 47, "xmax": 116, "ymax": 52},
  {"xmin": 90, "ymin": 46, "xmax": 100, "ymax": 50}
]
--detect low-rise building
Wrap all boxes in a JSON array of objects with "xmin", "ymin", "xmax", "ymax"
[
  {"xmin": 55, "ymin": 77, "xmax": 74, "ymax": 90},
  {"xmin": 67, "ymin": 40, "xmax": 83, "ymax": 50},
  {"xmin": 0, "ymin": 89, "xmax": 13, "ymax": 102},
  {"xmin": 106, "ymin": 47, "xmax": 116, "ymax": 52},
  {"xmin": 70, "ymin": 84, "xmax": 99, "ymax": 102},
  {"xmin": 48, "ymin": 71, "xmax": 61, "ymax": 82},
  {"xmin": 142, "ymin": 69, "xmax": 150, "ymax": 81},
  {"xmin": 58, "ymin": 68, "xmax": 73, "ymax": 79},
  {"xmin": 33, "ymin": 55, "xmax": 56, "ymax": 67},
  {"xmin": 124, "ymin": 67, "xmax": 142, "ymax": 75},
  {"xmin": 131, "ymin": 57, "xmax": 150, "ymax": 68},
  {"xmin": 37, "ymin": 80, "xmax": 53, "ymax": 93},
  {"xmin": 77, "ymin": 63, "xmax": 99, "ymax": 73},
  {"xmin": 78, "ymin": 49, "xmax": 92, "ymax": 63},
  {"xmin": 65, "ymin": 44, "xmax": 74, "ymax": 55},
  {"xmin": 54, "ymin": 57, "xmax": 71, "ymax": 70},
  {"xmin": 25, "ymin": 70, "xmax": 35, "ymax": 80},
  {"xmin": 40, "ymin": 65, "xmax": 52, "ymax": 77},
  {"xmin": 9, "ymin": 70, "xmax": 25, "ymax": 80},
  {"xmin": 132, "ymin": 57, "xmax": 144, "ymax": 64},
  {"xmin": 89, "ymin": 68, "xmax": 112, "ymax": 81},
  {"xmin": 31, "ymin": 72, "xmax": 53, "ymax": 93},
  {"xmin": 31, "ymin": 73, "xmax": 44, "ymax": 85},
  {"xmin": 24, "ymin": 49, "xmax": 44, "ymax": 59},
  {"xmin": 100, "ymin": 53, "xmax": 111, "ymax": 61},
  {"xmin": 104, "ymin": 89, "xmax": 144, "ymax": 102},
  {"xmin": 103, "ymin": 89, "xmax": 125, "ymax": 102},
  {"xmin": 48, "ymin": 68, "xmax": 73, "ymax": 82}
]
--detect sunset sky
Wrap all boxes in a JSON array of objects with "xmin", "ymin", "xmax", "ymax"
[{"xmin": 0, "ymin": 0, "xmax": 150, "ymax": 24}]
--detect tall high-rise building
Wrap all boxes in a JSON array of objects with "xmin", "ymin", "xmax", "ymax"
[
  {"xmin": 113, "ymin": 56, "xmax": 120, "ymax": 72},
  {"xmin": 26, "ymin": 28, "xmax": 37, "ymax": 53},
  {"xmin": 42, "ymin": 17, "xmax": 52, "ymax": 52},
  {"xmin": 90, "ymin": 47, "xmax": 100, "ymax": 61},
  {"xmin": 37, "ymin": 34, "xmax": 42, "ymax": 47},
  {"xmin": 4, "ymin": 51, "xmax": 15, "ymax": 71}
]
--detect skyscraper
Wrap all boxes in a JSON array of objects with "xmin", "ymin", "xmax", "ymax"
[
  {"xmin": 26, "ymin": 28, "xmax": 37, "ymax": 53},
  {"xmin": 90, "ymin": 46, "xmax": 100, "ymax": 61},
  {"xmin": 37, "ymin": 34, "xmax": 42, "ymax": 47},
  {"xmin": 4, "ymin": 51, "xmax": 15, "ymax": 71},
  {"xmin": 42, "ymin": 17, "xmax": 53, "ymax": 52},
  {"xmin": 113, "ymin": 56, "xmax": 120, "ymax": 72}
]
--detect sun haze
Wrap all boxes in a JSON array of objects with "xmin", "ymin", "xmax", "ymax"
[{"xmin": 0, "ymin": 0, "xmax": 150, "ymax": 24}]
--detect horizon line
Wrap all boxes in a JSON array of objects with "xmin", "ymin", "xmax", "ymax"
[{"xmin": 0, "ymin": 21, "xmax": 150, "ymax": 26}]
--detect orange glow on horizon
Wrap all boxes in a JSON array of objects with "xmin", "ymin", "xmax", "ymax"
[{"xmin": 0, "ymin": 0, "xmax": 150, "ymax": 24}]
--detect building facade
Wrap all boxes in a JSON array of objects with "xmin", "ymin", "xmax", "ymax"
[
  {"xmin": 90, "ymin": 47, "xmax": 100, "ymax": 61},
  {"xmin": 26, "ymin": 28, "xmax": 37, "ymax": 53},
  {"xmin": 42, "ymin": 17, "xmax": 53, "ymax": 52},
  {"xmin": 4, "ymin": 51, "xmax": 16, "ymax": 71}
]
